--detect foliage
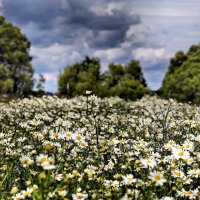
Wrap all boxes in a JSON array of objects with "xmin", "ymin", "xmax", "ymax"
[
  {"xmin": 103, "ymin": 60, "xmax": 150, "ymax": 100},
  {"xmin": 125, "ymin": 60, "xmax": 147, "ymax": 86},
  {"xmin": 0, "ymin": 16, "xmax": 34, "ymax": 96},
  {"xmin": 112, "ymin": 78, "xmax": 150, "ymax": 100},
  {"xmin": 0, "ymin": 64, "xmax": 14, "ymax": 94},
  {"xmin": 58, "ymin": 57, "xmax": 150, "ymax": 100},
  {"xmin": 0, "ymin": 95, "xmax": 200, "ymax": 199},
  {"xmin": 35, "ymin": 74, "xmax": 46, "ymax": 92},
  {"xmin": 58, "ymin": 56, "xmax": 102, "ymax": 97},
  {"xmin": 160, "ymin": 44, "xmax": 200, "ymax": 103}
]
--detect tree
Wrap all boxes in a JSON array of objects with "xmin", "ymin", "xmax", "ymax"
[
  {"xmin": 104, "ymin": 63, "xmax": 125, "ymax": 89},
  {"xmin": 0, "ymin": 64, "xmax": 14, "ymax": 94},
  {"xmin": 112, "ymin": 77, "xmax": 150, "ymax": 100},
  {"xmin": 159, "ymin": 44, "xmax": 200, "ymax": 103},
  {"xmin": 58, "ymin": 56, "xmax": 102, "ymax": 97},
  {"xmin": 103, "ymin": 60, "xmax": 150, "ymax": 100},
  {"xmin": 125, "ymin": 60, "xmax": 147, "ymax": 86},
  {"xmin": 59, "ymin": 57, "xmax": 150, "ymax": 100},
  {"xmin": 35, "ymin": 74, "xmax": 46, "ymax": 92},
  {"xmin": 0, "ymin": 16, "xmax": 34, "ymax": 96},
  {"xmin": 167, "ymin": 51, "xmax": 187, "ymax": 74}
]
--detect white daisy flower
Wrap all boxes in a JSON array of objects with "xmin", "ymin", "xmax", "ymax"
[
  {"xmin": 72, "ymin": 192, "xmax": 88, "ymax": 200},
  {"xmin": 21, "ymin": 188, "xmax": 33, "ymax": 198},
  {"xmin": 140, "ymin": 158, "xmax": 157, "ymax": 168},
  {"xmin": 183, "ymin": 141, "xmax": 194, "ymax": 151},
  {"xmin": 36, "ymin": 154, "xmax": 48, "ymax": 163},
  {"xmin": 172, "ymin": 148, "xmax": 190, "ymax": 160},
  {"xmin": 149, "ymin": 171, "xmax": 166, "ymax": 186},
  {"xmin": 72, "ymin": 134, "xmax": 85, "ymax": 143},
  {"xmin": 171, "ymin": 169, "xmax": 185, "ymax": 178},
  {"xmin": 122, "ymin": 174, "xmax": 136, "ymax": 185}
]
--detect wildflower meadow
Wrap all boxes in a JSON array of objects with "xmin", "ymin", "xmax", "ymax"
[{"xmin": 0, "ymin": 94, "xmax": 200, "ymax": 200}]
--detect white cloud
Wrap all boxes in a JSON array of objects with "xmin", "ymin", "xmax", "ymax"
[
  {"xmin": 126, "ymin": 24, "xmax": 148, "ymax": 39},
  {"xmin": 132, "ymin": 0, "xmax": 200, "ymax": 17},
  {"xmin": 90, "ymin": 6, "xmax": 108, "ymax": 16},
  {"xmin": 31, "ymin": 43, "xmax": 82, "ymax": 92},
  {"xmin": 31, "ymin": 43, "xmax": 68, "ymax": 71},
  {"xmin": 31, "ymin": 43, "xmax": 82, "ymax": 72},
  {"xmin": 106, "ymin": 2, "xmax": 127, "ymax": 15},
  {"xmin": 94, "ymin": 50, "xmax": 107, "ymax": 58},
  {"xmin": 132, "ymin": 47, "xmax": 170, "ymax": 66},
  {"xmin": 94, "ymin": 48, "xmax": 126, "ymax": 61},
  {"xmin": 107, "ymin": 48, "xmax": 126, "ymax": 60},
  {"xmin": 43, "ymin": 73, "xmax": 57, "ymax": 81},
  {"xmin": 121, "ymin": 24, "xmax": 149, "ymax": 48},
  {"xmin": 90, "ymin": 2, "xmax": 127, "ymax": 16}
]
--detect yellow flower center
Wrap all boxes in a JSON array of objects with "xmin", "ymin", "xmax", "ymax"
[
  {"xmin": 38, "ymin": 135, "xmax": 43, "ymax": 140},
  {"xmin": 154, "ymin": 175, "xmax": 161, "ymax": 181},
  {"xmin": 120, "ymin": 139, "xmax": 125, "ymax": 143},
  {"xmin": 76, "ymin": 195, "xmax": 83, "ymax": 199},
  {"xmin": 75, "ymin": 135, "xmax": 82, "ymax": 141},
  {"xmin": 80, "ymin": 142, "xmax": 85, "ymax": 147},
  {"xmin": 39, "ymin": 157, "xmax": 47, "ymax": 163},
  {"xmin": 21, "ymin": 158, "xmax": 29, "ymax": 164},
  {"xmin": 174, "ymin": 171, "xmax": 181, "ymax": 176},
  {"xmin": 52, "ymin": 133, "xmax": 58, "ymax": 138},
  {"xmin": 178, "ymin": 151, "xmax": 184, "ymax": 156},
  {"xmin": 182, "ymin": 191, "xmax": 193, "ymax": 195},
  {"xmin": 65, "ymin": 133, "xmax": 71, "ymax": 137},
  {"xmin": 127, "ymin": 177, "xmax": 133, "ymax": 181},
  {"xmin": 33, "ymin": 120, "xmax": 38, "ymax": 124}
]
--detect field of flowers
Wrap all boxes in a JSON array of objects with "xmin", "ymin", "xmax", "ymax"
[{"xmin": 0, "ymin": 94, "xmax": 200, "ymax": 200}]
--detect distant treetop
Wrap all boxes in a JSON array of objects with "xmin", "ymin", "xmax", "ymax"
[{"xmin": 58, "ymin": 56, "xmax": 150, "ymax": 100}]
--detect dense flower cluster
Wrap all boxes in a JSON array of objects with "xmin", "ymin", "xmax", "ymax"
[{"xmin": 0, "ymin": 95, "xmax": 200, "ymax": 199}]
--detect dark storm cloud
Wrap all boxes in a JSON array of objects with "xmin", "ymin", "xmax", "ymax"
[
  {"xmin": 2, "ymin": 0, "xmax": 62, "ymax": 29},
  {"xmin": 2, "ymin": 0, "xmax": 140, "ymax": 48},
  {"xmin": 66, "ymin": 0, "xmax": 137, "ymax": 30},
  {"xmin": 89, "ymin": 30, "xmax": 126, "ymax": 48}
]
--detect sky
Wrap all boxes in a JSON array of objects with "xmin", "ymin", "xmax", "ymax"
[{"xmin": 0, "ymin": 0, "xmax": 200, "ymax": 92}]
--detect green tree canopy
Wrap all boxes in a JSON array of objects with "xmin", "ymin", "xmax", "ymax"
[
  {"xmin": 103, "ymin": 63, "xmax": 125, "ymax": 88},
  {"xmin": 125, "ymin": 60, "xmax": 147, "ymax": 86},
  {"xmin": 102, "ymin": 60, "xmax": 150, "ymax": 100},
  {"xmin": 58, "ymin": 56, "xmax": 102, "ymax": 97},
  {"xmin": 58, "ymin": 56, "xmax": 150, "ymax": 100},
  {"xmin": 0, "ymin": 16, "xmax": 34, "ymax": 96},
  {"xmin": 159, "ymin": 44, "xmax": 200, "ymax": 103},
  {"xmin": 112, "ymin": 77, "xmax": 150, "ymax": 100}
]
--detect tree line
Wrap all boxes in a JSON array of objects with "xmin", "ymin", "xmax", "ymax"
[
  {"xmin": 58, "ymin": 56, "xmax": 150, "ymax": 100},
  {"xmin": 1, "ymin": 16, "xmax": 200, "ymax": 103}
]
